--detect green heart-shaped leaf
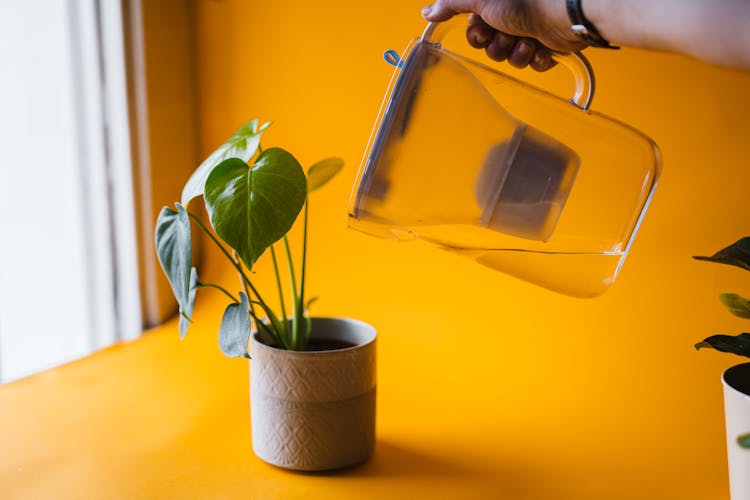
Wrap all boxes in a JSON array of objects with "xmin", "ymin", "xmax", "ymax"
[
  {"xmin": 720, "ymin": 293, "xmax": 750, "ymax": 319},
  {"xmin": 154, "ymin": 203, "xmax": 192, "ymax": 311},
  {"xmin": 695, "ymin": 333, "xmax": 750, "ymax": 358},
  {"xmin": 181, "ymin": 119, "xmax": 272, "ymax": 206},
  {"xmin": 307, "ymin": 157, "xmax": 344, "ymax": 192},
  {"xmin": 178, "ymin": 267, "xmax": 199, "ymax": 339},
  {"xmin": 738, "ymin": 433, "xmax": 750, "ymax": 448},
  {"xmin": 219, "ymin": 292, "xmax": 251, "ymax": 358},
  {"xmin": 694, "ymin": 237, "xmax": 750, "ymax": 272},
  {"xmin": 204, "ymin": 148, "xmax": 306, "ymax": 268}
]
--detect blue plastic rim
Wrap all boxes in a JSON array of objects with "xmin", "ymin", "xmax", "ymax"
[{"xmin": 383, "ymin": 49, "xmax": 404, "ymax": 68}]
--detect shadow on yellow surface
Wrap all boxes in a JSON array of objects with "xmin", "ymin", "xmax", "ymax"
[
  {"xmin": 187, "ymin": 0, "xmax": 750, "ymax": 496},
  {"xmin": 0, "ymin": 294, "xmax": 731, "ymax": 498},
  {"xmin": 3, "ymin": 0, "xmax": 750, "ymax": 498}
]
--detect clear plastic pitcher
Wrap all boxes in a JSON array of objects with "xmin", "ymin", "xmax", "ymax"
[{"xmin": 348, "ymin": 19, "xmax": 661, "ymax": 298}]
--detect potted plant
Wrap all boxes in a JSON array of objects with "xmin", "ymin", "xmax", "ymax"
[
  {"xmin": 694, "ymin": 237, "xmax": 750, "ymax": 498},
  {"xmin": 154, "ymin": 119, "xmax": 376, "ymax": 471}
]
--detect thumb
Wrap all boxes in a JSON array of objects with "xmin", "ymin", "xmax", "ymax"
[{"xmin": 422, "ymin": 0, "xmax": 481, "ymax": 22}]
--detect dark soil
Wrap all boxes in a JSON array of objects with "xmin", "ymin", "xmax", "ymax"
[
  {"xmin": 304, "ymin": 338, "xmax": 357, "ymax": 352},
  {"xmin": 725, "ymin": 363, "xmax": 750, "ymax": 395}
]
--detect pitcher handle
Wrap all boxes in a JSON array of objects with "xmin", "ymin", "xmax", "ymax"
[{"xmin": 420, "ymin": 20, "xmax": 595, "ymax": 111}]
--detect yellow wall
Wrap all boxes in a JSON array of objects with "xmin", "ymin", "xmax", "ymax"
[{"xmin": 190, "ymin": 0, "xmax": 750, "ymax": 496}]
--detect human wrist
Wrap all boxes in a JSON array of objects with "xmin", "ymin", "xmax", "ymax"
[
  {"xmin": 575, "ymin": 0, "xmax": 667, "ymax": 52},
  {"xmin": 530, "ymin": 0, "xmax": 589, "ymax": 50},
  {"xmin": 565, "ymin": 0, "xmax": 619, "ymax": 48},
  {"xmin": 532, "ymin": 0, "xmax": 576, "ymax": 35},
  {"xmin": 573, "ymin": 0, "xmax": 620, "ymax": 45}
]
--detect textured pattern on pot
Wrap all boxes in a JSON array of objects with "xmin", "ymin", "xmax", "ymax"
[{"xmin": 250, "ymin": 317, "xmax": 376, "ymax": 471}]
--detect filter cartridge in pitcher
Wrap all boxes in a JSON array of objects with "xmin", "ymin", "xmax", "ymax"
[{"xmin": 475, "ymin": 124, "xmax": 579, "ymax": 242}]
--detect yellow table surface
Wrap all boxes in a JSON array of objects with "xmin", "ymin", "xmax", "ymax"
[
  {"xmin": 0, "ymin": 264, "xmax": 732, "ymax": 499},
  {"xmin": 4, "ymin": 1, "xmax": 750, "ymax": 498}
]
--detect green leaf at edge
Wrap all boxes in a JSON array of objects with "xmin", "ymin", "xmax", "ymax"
[
  {"xmin": 178, "ymin": 267, "xmax": 199, "ymax": 339},
  {"xmin": 218, "ymin": 292, "xmax": 251, "ymax": 358},
  {"xmin": 738, "ymin": 433, "xmax": 750, "ymax": 448},
  {"xmin": 693, "ymin": 237, "xmax": 750, "ymax": 272},
  {"xmin": 695, "ymin": 333, "xmax": 750, "ymax": 358},
  {"xmin": 154, "ymin": 203, "xmax": 192, "ymax": 312},
  {"xmin": 720, "ymin": 293, "xmax": 750, "ymax": 319},
  {"xmin": 305, "ymin": 296, "xmax": 319, "ymax": 311},
  {"xmin": 307, "ymin": 157, "xmax": 344, "ymax": 192},
  {"xmin": 204, "ymin": 148, "xmax": 306, "ymax": 268},
  {"xmin": 180, "ymin": 119, "xmax": 273, "ymax": 206}
]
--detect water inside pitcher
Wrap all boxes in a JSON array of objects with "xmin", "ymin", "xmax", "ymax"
[{"xmin": 349, "ymin": 20, "xmax": 661, "ymax": 297}]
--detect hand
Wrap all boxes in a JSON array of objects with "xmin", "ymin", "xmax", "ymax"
[{"xmin": 422, "ymin": 0, "xmax": 588, "ymax": 71}]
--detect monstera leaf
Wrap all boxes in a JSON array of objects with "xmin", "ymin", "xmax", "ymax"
[
  {"xmin": 694, "ymin": 237, "xmax": 750, "ymax": 272},
  {"xmin": 203, "ymin": 148, "xmax": 306, "ymax": 268},
  {"xmin": 178, "ymin": 268, "xmax": 199, "ymax": 339},
  {"xmin": 218, "ymin": 292, "xmax": 251, "ymax": 358},
  {"xmin": 307, "ymin": 157, "xmax": 344, "ymax": 192},
  {"xmin": 154, "ymin": 203, "xmax": 192, "ymax": 312},
  {"xmin": 695, "ymin": 333, "xmax": 750, "ymax": 358},
  {"xmin": 181, "ymin": 119, "xmax": 272, "ymax": 206}
]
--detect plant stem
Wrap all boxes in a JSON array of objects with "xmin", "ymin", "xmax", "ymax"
[
  {"xmin": 270, "ymin": 245, "xmax": 289, "ymax": 342},
  {"xmin": 186, "ymin": 211, "xmax": 287, "ymax": 349},
  {"xmin": 248, "ymin": 303, "xmax": 287, "ymax": 349},
  {"xmin": 232, "ymin": 250, "xmax": 257, "ymax": 321},
  {"xmin": 299, "ymin": 199, "xmax": 309, "ymax": 347},
  {"xmin": 196, "ymin": 282, "xmax": 238, "ymax": 303},
  {"xmin": 282, "ymin": 236, "xmax": 300, "ymax": 349},
  {"xmin": 228, "ymin": 253, "xmax": 291, "ymax": 349},
  {"xmin": 187, "ymin": 211, "xmax": 271, "ymax": 318}
]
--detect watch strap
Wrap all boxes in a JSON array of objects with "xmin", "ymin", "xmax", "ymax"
[{"xmin": 566, "ymin": 0, "xmax": 620, "ymax": 49}]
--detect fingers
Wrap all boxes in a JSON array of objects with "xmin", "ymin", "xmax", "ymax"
[
  {"xmin": 484, "ymin": 32, "xmax": 556, "ymax": 72},
  {"xmin": 508, "ymin": 38, "xmax": 536, "ymax": 68},
  {"xmin": 485, "ymin": 31, "xmax": 516, "ymax": 61},
  {"xmin": 423, "ymin": 1, "xmax": 558, "ymax": 72},
  {"xmin": 466, "ymin": 13, "xmax": 495, "ymax": 48},
  {"xmin": 530, "ymin": 48, "xmax": 555, "ymax": 72},
  {"xmin": 422, "ymin": 0, "xmax": 479, "ymax": 22}
]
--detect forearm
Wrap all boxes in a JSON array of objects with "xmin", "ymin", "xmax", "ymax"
[
  {"xmin": 582, "ymin": 0, "xmax": 750, "ymax": 68},
  {"xmin": 424, "ymin": 0, "xmax": 750, "ymax": 69}
]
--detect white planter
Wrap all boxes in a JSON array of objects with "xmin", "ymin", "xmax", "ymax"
[
  {"xmin": 249, "ymin": 317, "xmax": 376, "ymax": 471},
  {"xmin": 723, "ymin": 362, "xmax": 750, "ymax": 499}
]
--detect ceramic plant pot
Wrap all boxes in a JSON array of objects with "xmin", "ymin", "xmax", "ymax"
[
  {"xmin": 723, "ymin": 362, "xmax": 750, "ymax": 499},
  {"xmin": 249, "ymin": 317, "xmax": 376, "ymax": 471}
]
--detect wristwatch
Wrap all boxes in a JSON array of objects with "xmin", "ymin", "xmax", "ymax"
[{"xmin": 566, "ymin": 0, "xmax": 620, "ymax": 49}]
